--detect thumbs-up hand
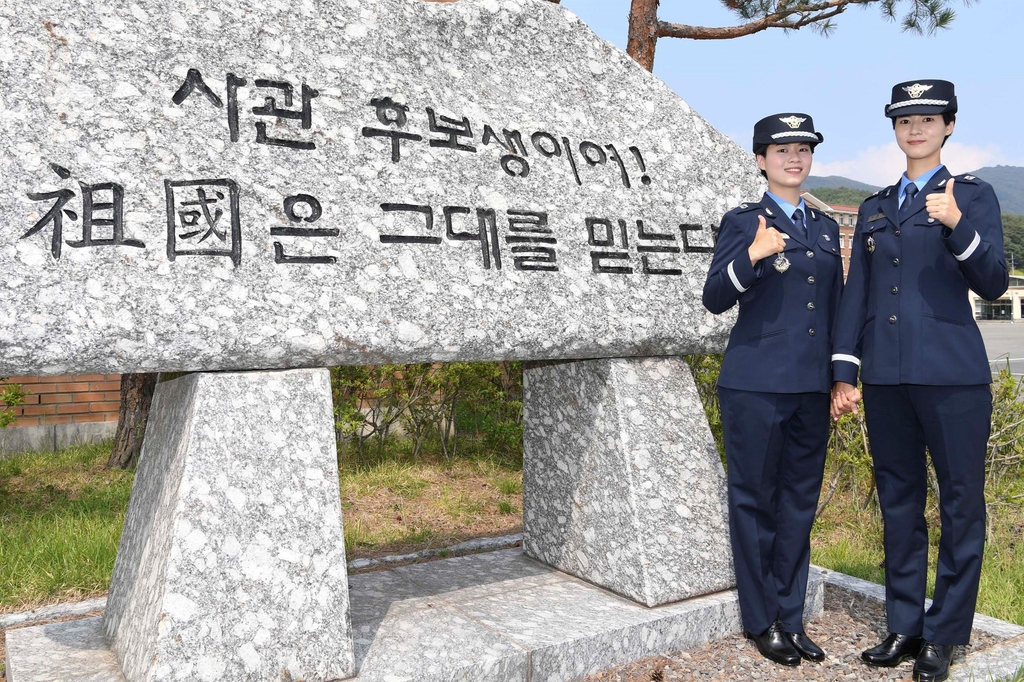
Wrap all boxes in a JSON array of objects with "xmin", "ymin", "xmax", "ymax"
[
  {"xmin": 747, "ymin": 214, "xmax": 788, "ymax": 265},
  {"xmin": 926, "ymin": 177, "xmax": 962, "ymax": 229}
]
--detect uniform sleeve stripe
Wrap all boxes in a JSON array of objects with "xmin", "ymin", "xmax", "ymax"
[
  {"xmin": 831, "ymin": 354, "xmax": 861, "ymax": 367},
  {"xmin": 727, "ymin": 260, "xmax": 749, "ymax": 293},
  {"xmin": 954, "ymin": 231, "xmax": 981, "ymax": 261}
]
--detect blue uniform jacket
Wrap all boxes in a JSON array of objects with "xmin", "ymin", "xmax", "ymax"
[
  {"xmin": 703, "ymin": 194, "xmax": 844, "ymax": 394},
  {"xmin": 832, "ymin": 167, "xmax": 1008, "ymax": 386}
]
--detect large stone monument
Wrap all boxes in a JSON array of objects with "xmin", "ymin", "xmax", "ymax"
[{"xmin": 1, "ymin": 0, "xmax": 762, "ymax": 679}]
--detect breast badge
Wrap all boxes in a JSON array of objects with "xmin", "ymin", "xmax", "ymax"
[
  {"xmin": 866, "ymin": 236, "xmax": 876, "ymax": 253},
  {"xmin": 773, "ymin": 252, "xmax": 791, "ymax": 273}
]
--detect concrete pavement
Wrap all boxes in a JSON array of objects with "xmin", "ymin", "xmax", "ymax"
[{"xmin": 979, "ymin": 322, "xmax": 1024, "ymax": 376}]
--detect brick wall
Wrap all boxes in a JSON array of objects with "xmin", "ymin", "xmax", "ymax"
[{"xmin": 1, "ymin": 374, "xmax": 122, "ymax": 427}]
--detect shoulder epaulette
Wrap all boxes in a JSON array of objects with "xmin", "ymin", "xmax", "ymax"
[{"xmin": 733, "ymin": 202, "xmax": 762, "ymax": 214}]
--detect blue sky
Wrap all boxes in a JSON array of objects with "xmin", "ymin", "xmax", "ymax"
[{"xmin": 560, "ymin": 0, "xmax": 1024, "ymax": 187}]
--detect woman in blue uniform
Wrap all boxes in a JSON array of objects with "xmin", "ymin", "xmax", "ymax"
[
  {"xmin": 832, "ymin": 80, "xmax": 1008, "ymax": 682},
  {"xmin": 703, "ymin": 114, "xmax": 843, "ymax": 667}
]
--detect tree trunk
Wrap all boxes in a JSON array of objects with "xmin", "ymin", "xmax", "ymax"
[
  {"xmin": 106, "ymin": 372, "xmax": 158, "ymax": 469},
  {"xmin": 626, "ymin": 0, "xmax": 659, "ymax": 72}
]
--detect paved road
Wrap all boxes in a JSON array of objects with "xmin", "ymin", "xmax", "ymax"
[{"xmin": 979, "ymin": 322, "xmax": 1024, "ymax": 376}]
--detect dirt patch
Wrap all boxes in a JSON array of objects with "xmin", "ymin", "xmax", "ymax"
[{"xmin": 340, "ymin": 465, "xmax": 523, "ymax": 558}]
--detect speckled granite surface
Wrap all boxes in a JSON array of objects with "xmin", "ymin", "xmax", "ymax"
[
  {"xmin": 522, "ymin": 357, "xmax": 734, "ymax": 607},
  {"xmin": 0, "ymin": 0, "xmax": 762, "ymax": 377},
  {"xmin": 102, "ymin": 369, "xmax": 354, "ymax": 682}
]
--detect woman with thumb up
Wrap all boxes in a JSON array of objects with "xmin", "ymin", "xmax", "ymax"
[
  {"xmin": 830, "ymin": 80, "xmax": 1008, "ymax": 682},
  {"xmin": 702, "ymin": 114, "xmax": 843, "ymax": 667}
]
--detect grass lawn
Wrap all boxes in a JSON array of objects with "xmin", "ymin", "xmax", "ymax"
[
  {"xmin": 0, "ymin": 443, "xmax": 133, "ymax": 612},
  {"xmin": 0, "ymin": 440, "xmax": 523, "ymax": 614},
  {"xmin": 812, "ymin": 487, "xmax": 1024, "ymax": 627}
]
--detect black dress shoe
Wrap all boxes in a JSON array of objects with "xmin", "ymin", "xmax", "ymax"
[
  {"xmin": 861, "ymin": 633, "xmax": 923, "ymax": 667},
  {"xmin": 786, "ymin": 631, "xmax": 825, "ymax": 662},
  {"xmin": 913, "ymin": 641, "xmax": 954, "ymax": 682},
  {"xmin": 745, "ymin": 621, "xmax": 801, "ymax": 666}
]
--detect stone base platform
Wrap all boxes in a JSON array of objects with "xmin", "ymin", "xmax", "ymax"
[
  {"xmin": 4, "ymin": 548, "xmax": 820, "ymax": 682},
  {"xmin": 9, "ymin": 550, "xmax": 1024, "ymax": 682}
]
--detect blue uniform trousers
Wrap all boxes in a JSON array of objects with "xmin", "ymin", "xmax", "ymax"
[
  {"xmin": 718, "ymin": 387, "xmax": 829, "ymax": 636},
  {"xmin": 862, "ymin": 384, "xmax": 992, "ymax": 645}
]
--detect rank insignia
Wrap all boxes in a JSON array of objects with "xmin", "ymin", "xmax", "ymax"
[
  {"xmin": 773, "ymin": 252, "xmax": 791, "ymax": 273},
  {"xmin": 866, "ymin": 236, "xmax": 876, "ymax": 253}
]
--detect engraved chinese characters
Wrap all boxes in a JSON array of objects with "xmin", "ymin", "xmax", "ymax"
[{"xmin": 25, "ymin": 164, "xmax": 145, "ymax": 259}]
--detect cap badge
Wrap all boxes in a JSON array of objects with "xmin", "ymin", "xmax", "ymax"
[
  {"xmin": 903, "ymin": 83, "xmax": 933, "ymax": 99},
  {"xmin": 779, "ymin": 116, "xmax": 807, "ymax": 129}
]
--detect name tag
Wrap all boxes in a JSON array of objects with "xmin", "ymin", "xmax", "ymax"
[{"xmin": 867, "ymin": 212, "xmax": 885, "ymax": 222}]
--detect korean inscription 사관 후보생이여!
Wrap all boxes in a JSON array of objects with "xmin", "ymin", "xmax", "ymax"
[
  {"xmin": 360, "ymin": 95, "xmax": 654, "ymax": 188},
  {"xmin": 20, "ymin": 69, "xmax": 717, "ymax": 271}
]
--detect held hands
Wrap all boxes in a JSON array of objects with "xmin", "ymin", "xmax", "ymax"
[
  {"xmin": 748, "ymin": 215, "xmax": 789, "ymax": 266},
  {"xmin": 925, "ymin": 178, "xmax": 962, "ymax": 229},
  {"xmin": 830, "ymin": 382, "xmax": 862, "ymax": 421}
]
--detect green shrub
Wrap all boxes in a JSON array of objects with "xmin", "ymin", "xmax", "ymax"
[
  {"xmin": 1, "ymin": 379, "xmax": 27, "ymax": 429},
  {"xmin": 331, "ymin": 362, "xmax": 523, "ymax": 469}
]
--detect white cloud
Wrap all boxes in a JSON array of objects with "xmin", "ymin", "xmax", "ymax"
[{"xmin": 813, "ymin": 142, "xmax": 1024, "ymax": 187}]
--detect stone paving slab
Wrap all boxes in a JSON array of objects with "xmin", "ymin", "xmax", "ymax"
[{"xmin": 5, "ymin": 618, "xmax": 126, "ymax": 682}]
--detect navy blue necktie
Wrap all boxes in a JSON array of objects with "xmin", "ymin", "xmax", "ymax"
[
  {"xmin": 792, "ymin": 208, "xmax": 806, "ymax": 237},
  {"xmin": 900, "ymin": 184, "xmax": 919, "ymax": 221}
]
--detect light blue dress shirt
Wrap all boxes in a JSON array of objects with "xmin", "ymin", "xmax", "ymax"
[
  {"xmin": 765, "ymin": 191, "xmax": 807, "ymax": 227},
  {"xmin": 899, "ymin": 164, "xmax": 944, "ymax": 207}
]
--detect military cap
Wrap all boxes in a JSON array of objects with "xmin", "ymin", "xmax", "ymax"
[
  {"xmin": 752, "ymin": 113, "xmax": 824, "ymax": 152},
  {"xmin": 885, "ymin": 79, "xmax": 957, "ymax": 118}
]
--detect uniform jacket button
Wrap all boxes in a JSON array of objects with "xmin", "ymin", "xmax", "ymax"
[
  {"xmin": 892, "ymin": 258, "xmax": 900, "ymax": 267},
  {"xmin": 807, "ymin": 276, "xmax": 815, "ymax": 284},
  {"xmin": 807, "ymin": 302, "xmax": 815, "ymax": 311},
  {"xmin": 891, "ymin": 286, "xmax": 899, "ymax": 295},
  {"xmin": 806, "ymin": 250, "xmax": 815, "ymax": 258},
  {"xmin": 808, "ymin": 328, "xmax": 816, "ymax": 336},
  {"xmin": 889, "ymin": 315, "xmax": 898, "ymax": 324},
  {"xmin": 895, "ymin": 229, "xmax": 901, "ymax": 236}
]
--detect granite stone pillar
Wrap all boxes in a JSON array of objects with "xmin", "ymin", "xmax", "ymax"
[
  {"xmin": 104, "ymin": 369, "xmax": 355, "ymax": 682},
  {"xmin": 523, "ymin": 357, "xmax": 734, "ymax": 607}
]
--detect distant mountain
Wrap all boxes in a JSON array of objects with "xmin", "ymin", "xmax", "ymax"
[
  {"xmin": 966, "ymin": 166, "xmax": 1024, "ymax": 215},
  {"xmin": 805, "ymin": 175, "xmax": 881, "ymax": 192},
  {"xmin": 805, "ymin": 187, "xmax": 874, "ymax": 207}
]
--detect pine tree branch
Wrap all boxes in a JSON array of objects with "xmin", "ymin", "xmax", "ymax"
[{"xmin": 657, "ymin": 0, "xmax": 875, "ymax": 40}]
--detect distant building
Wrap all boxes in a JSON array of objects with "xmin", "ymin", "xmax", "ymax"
[
  {"xmin": 801, "ymin": 191, "xmax": 1024, "ymax": 322},
  {"xmin": 801, "ymin": 192, "xmax": 857, "ymax": 276}
]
